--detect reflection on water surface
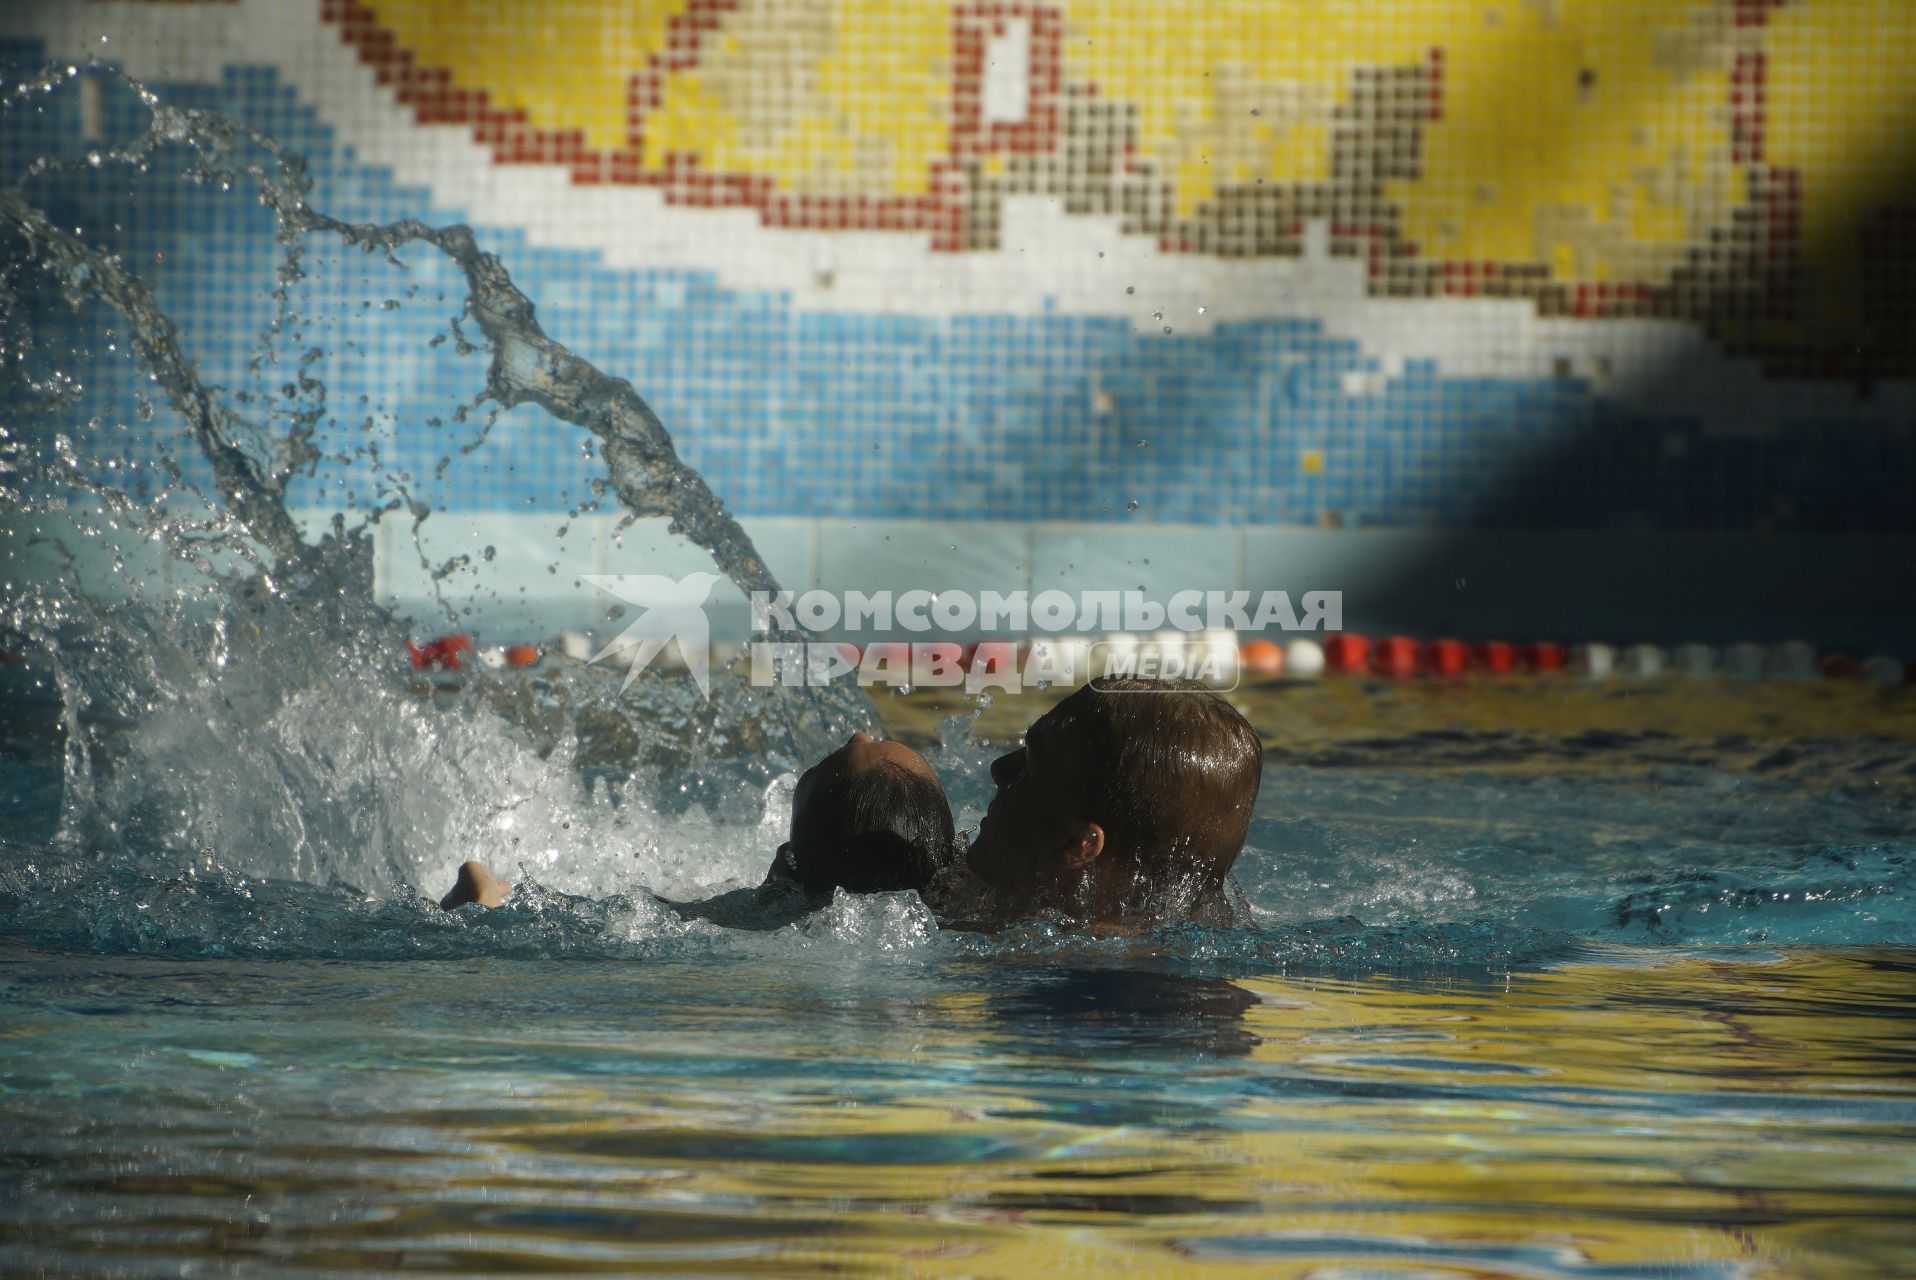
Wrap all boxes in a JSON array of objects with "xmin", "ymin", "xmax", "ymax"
[{"xmin": 3, "ymin": 948, "xmax": 1911, "ymax": 1277}]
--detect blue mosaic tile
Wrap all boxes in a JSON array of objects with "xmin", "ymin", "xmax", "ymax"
[{"xmin": 0, "ymin": 45, "xmax": 1909, "ymax": 532}]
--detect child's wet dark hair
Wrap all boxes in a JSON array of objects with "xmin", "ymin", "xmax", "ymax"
[{"xmin": 786, "ymin": 758, "xmax": 959, "ymax": 896}]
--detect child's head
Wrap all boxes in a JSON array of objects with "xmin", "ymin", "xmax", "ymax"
[
  {"xmin": 775, "ymin": 732, "xmax": 958, "ymax": 896},
  {"xmin": 964, "ymin": 676, "xmax": 1263, "ymax": 924}
]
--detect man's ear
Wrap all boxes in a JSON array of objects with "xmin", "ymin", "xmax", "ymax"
[{"xmin": 1059, "ymin": 821, "xmax": 1105, "ymax": 871}]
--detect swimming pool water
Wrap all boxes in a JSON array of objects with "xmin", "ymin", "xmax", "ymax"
[
  {"xmin": 3, "ymin": 679, "xmax": 1913, "ymax": 1278},
  {"xmin": 2, "ymin": 943, "xmax": 1912, "ymax": 1276}
]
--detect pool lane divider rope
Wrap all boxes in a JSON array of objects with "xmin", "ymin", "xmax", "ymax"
[{"xmin": 410, "ymin": 631, "xmax": 1913, "ymax": 687}]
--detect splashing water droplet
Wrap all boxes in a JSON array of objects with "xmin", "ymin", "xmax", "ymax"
[{"xmin": 0, "ymin": 68, "xmax": 880, "ymax": 932}]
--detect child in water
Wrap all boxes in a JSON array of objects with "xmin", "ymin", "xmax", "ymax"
[{"xmin": 440, "ymin": 730, "xmax": 960, "ymax": 928}]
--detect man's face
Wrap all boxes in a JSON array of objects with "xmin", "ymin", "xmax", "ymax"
[{"xmin": 963, "ymin": 714, "xmax": 1100, "ymax": 914}]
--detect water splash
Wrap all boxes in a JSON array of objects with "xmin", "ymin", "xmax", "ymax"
[
  {"xmin": 0, "ymin": 64, "xmax": 869, "ymax": 907},
  {"xmin": 1, "ymin": 67, "xmax": 869, "ymax": 740}
]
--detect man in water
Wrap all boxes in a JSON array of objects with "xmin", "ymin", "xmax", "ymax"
[
  {"xmin": 440, "ymin": 731, "xmax": 961, "ymax": 928},
  {"xmin": 958, "ymin": 676, "xmax": 1263, "ymax": 930},
  {"xmin": 446, "ymin": 675, "xmax": 1261, "ymax": 933}
]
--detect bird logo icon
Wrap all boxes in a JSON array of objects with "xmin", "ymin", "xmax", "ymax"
[{"xmin": 579, "ymin": 572, "xmax": 722, "ymax": 698}]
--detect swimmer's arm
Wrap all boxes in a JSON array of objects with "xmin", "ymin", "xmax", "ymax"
[{"xmin": 439, "ymin": 860, "xmax": 510, "ymax": 909}]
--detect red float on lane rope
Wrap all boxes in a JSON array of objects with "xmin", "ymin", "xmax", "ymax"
[
  {"xmin": 1475, "ymin": 640, "xmax": 1517, "ymax": 675},
  {"xmin": 1372, "ymin": 635, "xmax": 1421, "ymax": 679},
  {"xmin": 1425, "ymin": 638, "xmax": 1470, "ymax": 677},
  {"xmin": 1323, "ymin": 633, "xmax": 1370, "ymax": 674},
  {"xmin": 1525, "ymin": 641, "xmax": 1566, "ymax": 672},
  {"xmin": 407, "ymin": 634, "xmax": 473, "ymax": 671}
]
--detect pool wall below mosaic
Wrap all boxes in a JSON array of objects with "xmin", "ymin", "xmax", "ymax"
[{"xmin": 8, "ymin": 506, "xmax": 1909, "ymax": 653}]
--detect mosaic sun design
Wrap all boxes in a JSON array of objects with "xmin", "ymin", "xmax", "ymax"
[{"xmin": 319, "ymin": 0, "xmax": 1916, "ymax": 380}]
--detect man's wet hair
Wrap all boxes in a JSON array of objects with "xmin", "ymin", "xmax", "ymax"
[
  {"xmin": 1040, "ymin": 675, "xmax": 1263, "ymax": 884},
  {"xmin": 787, "ymin": 759, "xmax": 959, "ymax": 896}
]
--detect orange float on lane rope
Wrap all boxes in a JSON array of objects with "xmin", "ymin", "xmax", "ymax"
[{"xmin": 1239, "ymin": 637, "xmax": 1284, "ymax": 679}]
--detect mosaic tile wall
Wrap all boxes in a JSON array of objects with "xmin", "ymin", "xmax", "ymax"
[{"xmin": 3, "ymin": 0, "xmax": 1914, "ymax": 530}]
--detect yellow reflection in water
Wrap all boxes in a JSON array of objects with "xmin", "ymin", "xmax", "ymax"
[{"xmin": 370, "ymin": 951, "xmax": 1916, "ymax": 1278}]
